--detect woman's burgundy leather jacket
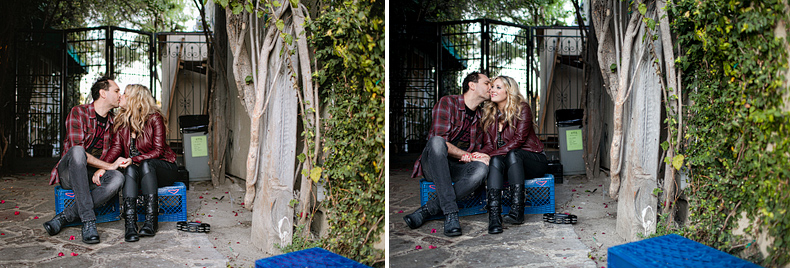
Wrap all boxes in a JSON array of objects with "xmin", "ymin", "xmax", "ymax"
[
  {"xmin": 102, "ymin": 112, "xmax": 177, "ymax": 164},
  {"xmin": 479, "ymin": 102, "xmax": 544, "ymax": 157}
]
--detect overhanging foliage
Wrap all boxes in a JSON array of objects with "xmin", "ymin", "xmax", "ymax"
[{"xmin": 672, "ymin": 0, "xmax": 790, "ymax": 266}]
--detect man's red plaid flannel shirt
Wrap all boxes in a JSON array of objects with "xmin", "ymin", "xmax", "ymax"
[
  {"xmin": 411, "ymin": 95, "xmax": 483, "ymax": 178},
  {"xmin": 49, "ymin": 102, "xmax": 115, "ymax": 185}
]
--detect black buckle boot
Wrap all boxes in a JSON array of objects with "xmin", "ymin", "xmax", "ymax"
[
  {"xmin": 81, "ymin": 220, "xmax": 100, "ymax": 244},
  {"xmin": 43, "ymin": 211, "xmax": 74, "ymax": 236},
  {"xmin": 487, "ymin": 189, "xmax": 503, "ymax": 234},
  {"xmin": 503, "ymin": 184, "xmax": 525, "ymax": 225},
  {"xmin": 403, "ymin": 205, "xmax": 435, "ymax": 229},
  {"xmin": 443, "ymin": 212, "xmax": 462, "ymax": 237},
  {"xmin": 123, "ymin": 197, "xmax": 139, "ymax": 242},
  {"xmin": 138, "ymin": 194, "xmax": 158, "ymax": 237}
]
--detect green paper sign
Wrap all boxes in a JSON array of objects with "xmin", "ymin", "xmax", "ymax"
[
  {"xmin": 566, "ymin": 129, "xmax": 583, "ymax": 151},
  {"xmin": 191, "ymin": 135, "xmax": 208, "ymax": 157}
]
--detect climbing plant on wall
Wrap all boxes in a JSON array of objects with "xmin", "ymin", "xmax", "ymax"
[
  {"xmin": 672, "ymin": 0, "xmax": 790, "ymax": 266},
  {"xmin": 310, "ymin": 0, "xmax": 385, "ymax": 266}
]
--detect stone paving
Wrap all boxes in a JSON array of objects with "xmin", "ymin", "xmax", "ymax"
[
  {"xmin": 0, "ymin": 162, "xmax": 259, "ymax": 268},
  {"xmin": 389, "ymin": 156, "xmax": 622, "ymax": 268}
]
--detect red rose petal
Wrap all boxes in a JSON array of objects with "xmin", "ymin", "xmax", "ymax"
[
  {"xmin": 429, "ymin": 245, "xmax": 437, "ymax": 249},
  {"xmin": 602, "ymin": 232, "xmax": 606, "ymax": 234},
  {"xmin": 195, "ymin": 220, "xmax": 201, "ymax": 223},
  {"xmin": 58, "ymin": 252, "xmax": 64, "ymax": 256},
  {"xmin": 234, "ymin": 212, "xmax": 238, "ymax": 216},
  {"xmin": 398, "ymin": 210, "xmax": 403, "ymax": 213},
  {"xmin": 71, "ymin": 252, "xmax": 78, "ymax": 256},
  {"xmin": 0, "ymin": 200, "xmax": 4, "ymax": 204},
  {"xmin": 1, "ymin": 233, "xmax": 4, "ymax": 235},
  {"xmin": 225, "ymin": 192, "xmax": 229, "ymax": 194},
  {"xmin": 240, "ymin": 202, "xmax": 245, "ymax": 205},
  {"xmin": 34, "ymin": 216, "xmax": 39, "ymax": 219},
  {"xmin": 69, "ymin": 236, "xmax": 75, "ymax": 240},
  {"xmin": 14, "ymin": 211, "xmax": 19, "ymax": 215},
  {"xmin": 572, "ymin": 189, "xmax": 576, "ymax": 192},
  {"xmin": 431, "ymin": 229, "xmax": 437, "ymax": 233},
  {"xmin": 199, "ymin": 196, "xmax": 204, "ymax": 199},
  {"xmin": 415, "ymin": 245, "xmax": 422, "ymax": 249}
]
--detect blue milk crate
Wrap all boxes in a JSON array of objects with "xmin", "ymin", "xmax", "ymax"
[
  {"xmin": 54, "ymin": 186, "xmax": 120, "ymax": 226},
  {"xmin": 255, "ymin": 247, "xmax": 371, "ymax": 268},
  {"xmin": 608, "ymin": 234, "xmax": 761, "ymax": 268},
  {"xmin": 419, "ymin": 179, "xmax": 488, "ymax": 219},
  {"xmin": 136, "ymin": 182, "xmax": 187, "ymax": 222},
  {"xmin": 501, "ymin": 174, "xmax": 556, "ymax": 215}
]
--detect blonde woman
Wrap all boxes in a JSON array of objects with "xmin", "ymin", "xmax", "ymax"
[
  {"xmin": 101, "ymin": 84, "xmax": 178, "ymax": 242},
  {"xmin": 475, "ymin": 76, "xmax": 547, "ymax": 234}
]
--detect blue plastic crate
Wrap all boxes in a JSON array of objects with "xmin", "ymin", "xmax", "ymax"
[
  {"xmin": 54, "ymin": 186, "xmax": 120, "ymax": 226},
  {"xmin": 608, "ymin": 234, "xmax": 761, "ymax": 268},
  {"xmin": 501, "ymin": 174, "xmax": 555, "ymax": 215},
  {"xmin": 255, "ymin": 247, "xmax": 370, "ymax": 268},
  {"xmin": 420, "ymin": 179, "xmax": 488, "ymax": 219},
  {"xmin": 135, "ymin": 182, "xmax": 187, "ymax": 222}
]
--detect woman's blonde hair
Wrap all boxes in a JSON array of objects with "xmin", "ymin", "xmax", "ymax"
[
  {"xmin": 114, "ymin": 84, "xmax": 167, "ymax": 135},
  {"xmin": 481, "ymin": 76, "xmax": 526, "ymax": 131}
]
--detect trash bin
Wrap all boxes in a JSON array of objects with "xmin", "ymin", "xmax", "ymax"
[
  {"xmin": 556, "ymin": 109, "xmax": 584, "ymax": 176},
  {"xmin": 179, "ymin": 115, "xmax": 210, "ymax": 181}
]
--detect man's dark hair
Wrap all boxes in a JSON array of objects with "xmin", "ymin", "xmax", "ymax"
[
  {"xmin": 90, "ymin": 76, "xmax": 114, "ymax": 101},
  {"xmin": 462, "ymin": 71, "xmax": 486, "ymax": 93}
]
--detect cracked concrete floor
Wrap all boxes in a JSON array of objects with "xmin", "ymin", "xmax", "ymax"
[{"xmin": 389, "ymin": 158, "xmax": 624, "ymax": 268}]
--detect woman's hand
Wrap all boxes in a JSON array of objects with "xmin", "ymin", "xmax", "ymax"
[
  {"xmin": 471, "ymin": 152, "xmax": 489, "ymax": 159},
  {"xmin": 92, "ymin": 169, "xmax": 105, "ymax": 186},
  {"xmin": 459, "ymin": 153, "xmax": 472, "ymax": 163}
]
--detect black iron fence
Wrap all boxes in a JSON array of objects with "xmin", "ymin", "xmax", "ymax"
[
  {"xmin": 13, "ymin": 26, "xmax": 210, "ymax": 158},
  {"xmin": 390, "ymin": 19, "xmax": 587, "ymax": 154}
]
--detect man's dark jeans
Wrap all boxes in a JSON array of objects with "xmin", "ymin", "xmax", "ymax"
[
  {"xmin": 57, "ymin": 146, "xmax": 124, "ymax": 222},
  {"xmin": 421, "ymin": 136, "xmax": 488, "ymax": 215}
]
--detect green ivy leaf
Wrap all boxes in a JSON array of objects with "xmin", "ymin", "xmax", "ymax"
[
  {"xmin": 638, "ymin": 3, "xmax": 647, "ymax": 15},
  {"xmin": 672, "ymin": 154, "xmax": 685, "ymax": 170},
  {"xmin": 245, "ymin": 75, "xmax": 253, "ymax": 85},
  {"xmin": 232, "ymin": 2, "xmax": 243, "ymax": 14},
  {"xmin": 310, "ymin": 167, "xmax": 323, "ymax": 183}
]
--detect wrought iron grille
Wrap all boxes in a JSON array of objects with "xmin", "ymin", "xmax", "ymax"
[
  {"xmin": 390, "ymin": 19, "xmax": 587, "ymax": 155},
  {"xmin": 12, "ymin": 26, "xmax": 210, "ymax": 158}
]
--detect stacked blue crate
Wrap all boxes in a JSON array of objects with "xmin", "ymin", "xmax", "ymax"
[
  {"xmin": 419, "ymin": 179, "xmax": 487, "ymax": 219},
  {"xmin": 136, "ymin": 182, "xmax": 188, "ymax": 222},
  {"xmin": 501, "ymin": 174, "xmax": 555, "ymax": 215},
  {"xmin": 608, "ymin": 234, "xmax": 761, "ymax": 268},
  {"xmin": 54, "ymin": 186, "xmax": 120, "ymax": 226},
  {"xmin": 418, "ymin": 174, "xmax": 555, "ymax": 219}
]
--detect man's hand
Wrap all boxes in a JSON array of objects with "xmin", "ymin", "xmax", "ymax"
[
  {"xmin": 111, "ymin": 157, "xmax": 131, "ymax": 170},
  {"xmin": 471, "ymin": 153, "xmax": 490, "ymax": 166},
  {"xmin": 92, "ymin": 169, "xmax": 105, "ymax": 186}
]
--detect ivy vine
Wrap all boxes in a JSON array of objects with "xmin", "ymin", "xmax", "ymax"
[
  {"xmin": 309, "ymin": 0, "xmax": 385, "ymax": 266},
  {"xmin": 672, "ymin": 0, "xmax": 790, "ymax": 266}
]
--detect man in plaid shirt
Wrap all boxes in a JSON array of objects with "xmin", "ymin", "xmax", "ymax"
[
  {"xmin": 43, "ymin": 76, "xmax": 131, "ymax": 244},
  {"xmin": 404, "ymin": 72, "xmax": 492, "ymax": 237}
]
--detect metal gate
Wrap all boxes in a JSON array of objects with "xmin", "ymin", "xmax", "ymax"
[
  {"xmin": 390, "ymin": 19, "xmax": 587, "ymax": 154},
  {"xmin": 14, "ymin": 26, "xmax": 156, "ymax": 157}
]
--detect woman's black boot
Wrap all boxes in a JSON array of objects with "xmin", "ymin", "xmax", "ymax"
[
  {"xmin": 122, "ymin": 197, "xmax": 139, "ymax": 242},
  {"xmin": 487, "ymin": 189, "xmax": 503, "ymax": 234},
  {"xmin": 138, "ymin": 194, "xmax": 158, "ymax": 236},
  {"xmin": 503, "ymin": 184, "xmax": 525, "ymax": 225}
]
